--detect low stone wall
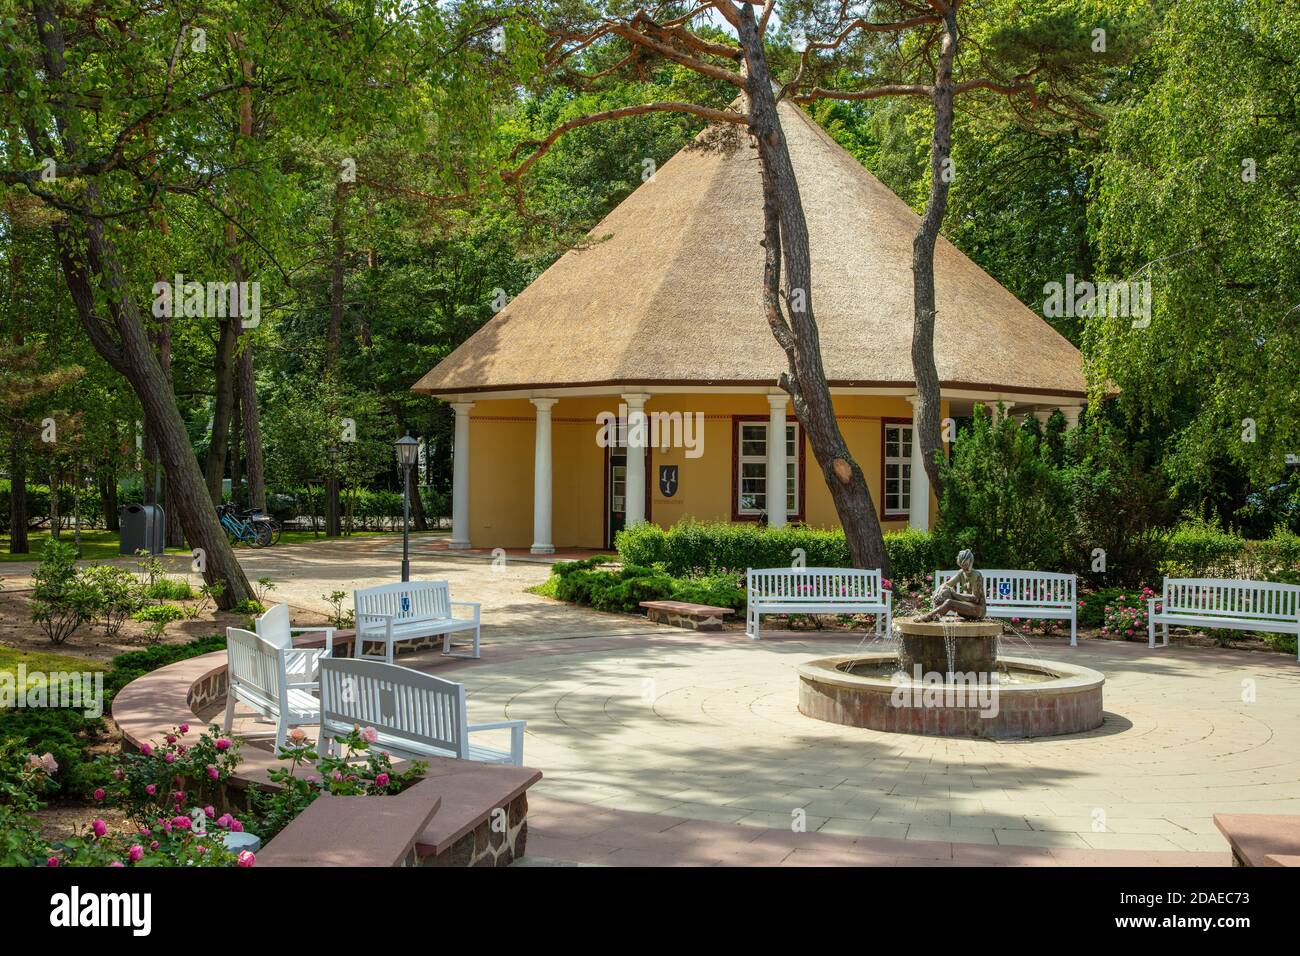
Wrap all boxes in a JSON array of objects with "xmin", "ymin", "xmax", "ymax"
[
  {"xmin": 112, "ymin": 647, "xmax": 541, "ymax": 866},
  {"xmin": 410, "ymin": 792, "xmax": 529, "ymax": 867}
]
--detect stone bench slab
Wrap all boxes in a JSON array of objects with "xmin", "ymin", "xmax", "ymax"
[
  {"xmin": 640, "ymin": 600, "xmax": 734, "ymax": 631},
  {"xmin": 1213, "ymin": 813, "xmax": 1300, "ymax": 866}
]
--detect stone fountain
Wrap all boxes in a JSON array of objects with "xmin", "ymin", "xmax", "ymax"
[{"xmin": 797, "ymin": 550, "xmax": 1105, "ymax": 739}]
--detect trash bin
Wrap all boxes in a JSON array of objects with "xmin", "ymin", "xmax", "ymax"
[{"xmin": 119, "ymin": 503, "xmax": 166, "ymax": 556}]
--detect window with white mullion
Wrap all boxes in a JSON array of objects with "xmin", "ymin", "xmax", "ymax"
[
  {"xmin": 736, "ymin": 420, "xmax": 800, "ymax": 517},
  {"xmin": 883, "ymin": 423, "xmax": 913, "ymax": 517}
]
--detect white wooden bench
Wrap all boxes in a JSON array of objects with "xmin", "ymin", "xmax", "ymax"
[
  {"xmin": 317, "ymin": 657, "xmax": 525, "ymax": 766},
  {"xmin": 224, "ymin": 627, "xmax": 327, "ymax": 752},
  {"xmin": 353, "ymin": 581, "xmax": 481, "ymax": 664},
  {"xmin": 255, "ymin": 602, "xmax": 335, "ymax": 678},
  {"xmin": 1148, "ymin": 578, "xmax": 1300, "ymax": 658},
  {"xmin": 932, "ymin": 569, "xmax": 1078, "ymax": 646},
  {"xmin": 745, "ymin": 567, "xmax": 891, "ymax": 641}
]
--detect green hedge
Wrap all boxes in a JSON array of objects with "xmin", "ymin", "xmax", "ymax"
[
  {"xmin": 1159, "ymin": 523, "xmax": 1300, "ymax": 583},
  {"xmin": 0, "ymin": 635, "xmax": 227, "ymax": 798},
  {"xmin": 615, "ymin": 521, "xmax": 940, "ymax": 585},
  {"xmin": 550, "ymin": 557, "xmax": 745, "ymax": 614}
]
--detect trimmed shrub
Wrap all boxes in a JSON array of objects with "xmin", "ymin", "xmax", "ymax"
[
  {"xmin": 1242, "ymin": 530, "xmax": 1300, "ymax": 584},
  {"xmin": 1159, "ymin": 518, "xmax": 1247, "ymax": 578},
  {"xmin": 615, "ymin": 520, "xmax": 936, "ymax": 582}
]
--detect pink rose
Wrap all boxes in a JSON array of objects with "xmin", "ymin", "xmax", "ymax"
[
  {"xmin": 109, "ymin": 861, "xmax": 124, "ymax": 868},
  {"xmin": 41, "ymin": 753, "xmax": 58, "ymax": 773},
  {"xmin": 164, "ymin": 753, "xmax": 175, "ymax": 764},
  {"xmin": 237, "ymin": 850, "xmax": 255, "ymax": 868},
  {"xmin": 207, "ymin": 766, "xmax": 219, "ymax": 780},
  {"xmin": 204, "ymin": 805, "xmax": 215, "ymax": 818},
  {"xmin": 165, "ymin": 734, "xmax": 177, "ymax": 744},
  {"xmin": 150, "ymin": 841, "xmax": 159, "ymax": 850},
  {"xmin": 361, "ymin": 727, "xmax": 379, "ymax": 744},
  {"xmin": 215, "ymin": 738, "xmax": 232, "ymax": 751},
  {"xmin": 113, "ymin": 769, "xmax": 123, "ymax": 781},
  {"xmin": 92, "ymin": 819, "xmax": 107, "ymax": 838},
  {"xmin": 231, "ymin": 819, "xmax": 244, "ymax": 832},
  {"xmin": 47, "ymin": 857, "xmax": 59, "ymax": 867},
  {"xmin": 375, "ymin": 773, "xmax": 390, "ymax": 788},
  {"xmin": 216, "ymin": 814, "xmax": 233, "ymax": 829},
  {"xmin": 93, "ymin": 788, "xmax": 105, "ymax": 802},
  {"xmin": 140, "ymin": 743, "xmax": 153, "ymax": 756},
  {"xmin": 129, "ymin": 845, "xmax": 144, "ymax": 862},
  {"xmin": 179, "ymin": 723, "xmax": 190, "ymax": 734},
  {"xmin": 145, "ymin": 784, "xmax": 157, "ymax": 796}
]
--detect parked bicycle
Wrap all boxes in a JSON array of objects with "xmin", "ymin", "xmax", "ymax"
[{"xmin": 216, "ymin": 504, "xmax": 275, "ymax": 548}]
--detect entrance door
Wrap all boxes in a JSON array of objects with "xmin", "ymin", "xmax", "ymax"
[
  {"xmin": 604, "ymin": 446, "xmax": 651, "ymax": 549},
  {"xmin": 608, "ymin": 453, "xmax": 628, "ymax": 547}
]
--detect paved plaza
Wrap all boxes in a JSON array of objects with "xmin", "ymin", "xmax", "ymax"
[{"xmin": 219, "ymin": 538, "xmax": 1300, "ymax": 863}]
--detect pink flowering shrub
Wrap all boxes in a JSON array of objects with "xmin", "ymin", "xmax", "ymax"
[
  {"xmin": 93, "ymin": 723, "xmax": 241, "ymax": 827},
  {"xmin": 1100, "ymin": 587, "xmax": 1157, "ymax": 640},
  {"xmin": 48, "ymin": 810, "xmax": 248, "ymax": 868},
  {"xmin": 249, "ymin": 725, "xmax": 426, "ymax": 840}
]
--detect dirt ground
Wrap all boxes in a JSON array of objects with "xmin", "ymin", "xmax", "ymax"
[{"xmin": 0, "ymin": 588, "xmax": 331, "ymax": 665}]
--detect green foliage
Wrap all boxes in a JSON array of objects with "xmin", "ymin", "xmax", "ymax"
[
  {"xmin": 248, "ymin": 726, "xmax": 427, "ymax": 841},
  {"xmin": 143, "ymin": 578, "xmax": 196, "ymax": 602},
  {"xmin": 29, "ymin": 539, "xmax": 97, "ymax": 645},
  {"xmin": 80, "ymin": 565, "xmax": 144, "ymax": 636},
  {"xmin": 935, "ymin": 408, "xmax": 1071, "ymax": 571},
  {"xmin": 1159, "ymin": 518, "xmax": 1248, "ymax": 578},
  {"xmin": 131, "ymin": 604, "xmax": 187, "ymax": 625}
]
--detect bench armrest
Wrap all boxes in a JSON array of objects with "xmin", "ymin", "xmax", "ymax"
[
  {"xmin": 291, "ymin": 626, "xmax": 335, "ymax": 657},
  {"xmin": 450, "ymin": 601, "xmax": 481, "ymax": 622},
  {"xmin": 467, "ymin": 719, "xmax": 526, "ymax": 765}
]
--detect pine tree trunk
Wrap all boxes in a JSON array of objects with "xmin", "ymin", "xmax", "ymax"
[
  {"xmin": 8, "ymin": 441, "xmax": 28, "ymax": 553},
  {"xmin": 910, "ymin": 9, "xmax": 959, "ymax": 498},
  {"xmin": 239, "ymin": 344, "xmax": 266, "ymax": 510},
  {"xmin": 230, "ymin": 387, "xmax": 243, "ymax": 506},
  {"xmin": 205, "ymin": 312, "xmax": 238, "ymax": 504},
  {"xmin": 323, "ymin": 179, "xmax": 351, "ymax": 538},
  {"xmin": 738, "ymin": 6, "xmax": 888, "ymax": 574}
]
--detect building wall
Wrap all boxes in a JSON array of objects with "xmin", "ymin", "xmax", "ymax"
[{"xmin": 464, "ymin": 392, "xmax": 945, "ymax": 550}]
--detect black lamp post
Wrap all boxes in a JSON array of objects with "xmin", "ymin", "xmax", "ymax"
[{"xmin": 395, "ymin": 433, "xmax": 419, "ymax": 581}]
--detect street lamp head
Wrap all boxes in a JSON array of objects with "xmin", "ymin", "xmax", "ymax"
[{"xmin": 395, "ymin": 432, "xmax": 419, "ymax": 467}]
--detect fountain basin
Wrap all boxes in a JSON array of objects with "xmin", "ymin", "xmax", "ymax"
[
  {"xmin": 896, "ymin": 617, "xmax": 1002, "ymax": 676},
  {"xmin": 797, "ymin": 652, "xmax": 1105, "ymax": 739}
]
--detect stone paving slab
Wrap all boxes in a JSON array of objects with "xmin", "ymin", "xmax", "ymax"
[{"xmin": 202, "ymin": 545, "xmax": 1297, "ymax": 863}]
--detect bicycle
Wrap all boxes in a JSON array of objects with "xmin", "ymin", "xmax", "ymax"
[{"xmin": 217, "ymin": 504, "xmax": 273, "ymax": 548}]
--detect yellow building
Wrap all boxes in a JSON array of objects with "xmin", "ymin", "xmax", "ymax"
[{"xmin": 413, "ymin": 101, "xmax": 1086, "ymax": 552}]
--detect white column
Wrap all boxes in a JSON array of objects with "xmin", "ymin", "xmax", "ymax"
[
  {"xmin": 622, "ymin": 393, "xmax": 649, "ymax": 527},
  {"xmin": 1033, "ymin": 410, "xmax": 1053, "ymax": 427},
  {"xmin": 905, "ymin": 395, "xmax": 930, "ymax": 532},
  {"xmin": 449, "ymin": 401, "xmax": 474, "ymax": 549},
  {"xmin": 1061, "ymin": 405, "xmax": 1082, "ymax": 430},
  {"xmin": 990, "ymin": 401, "xmax": 1015, "ymax": 425},
  {"xmin": 766, "ymin": 395, "xmax": 788, "ymax": 529},
  {"xmin": 530, "ymin": 398, "xmax": 557, "ymax": 554}
]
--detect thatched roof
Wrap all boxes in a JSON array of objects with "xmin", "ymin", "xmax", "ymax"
[{"xmin": 414, "ymin": 99, "xmax": 1086, "ymax": 399}]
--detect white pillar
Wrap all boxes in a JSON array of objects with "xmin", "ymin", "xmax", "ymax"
[
  {"xmin": 990, "ymin": 401, "xmax": 1015, "ymax": 425},
  {"xmin": 766, "ymin": 395, "xmax": 788, "ymax": 528},
  {"xmin": 1061, "ymin": 405, "xmax": 1082, "ymax": 430},
  {"xmin": 622, "ymin": 393, "xmax": 649, "ymax": 527},
  {"xmin": 1033, "ymin": 410, "xmax": 1053, "ymax": 427},
  {"xmin": 449, "ymin": 401, "xmax": 474, "ymax": 549},
  {"xmin": 905, "ymin": 395, "xmax": 930, "ymax": 532},
  {"xmin": 530, "ymin": 398, "xmax": 557, "ymax": 554}
]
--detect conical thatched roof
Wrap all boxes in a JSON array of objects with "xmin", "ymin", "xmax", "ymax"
[{"xmin": 413, "ymin": 99, "xmax": 1085, "ymax": 398}]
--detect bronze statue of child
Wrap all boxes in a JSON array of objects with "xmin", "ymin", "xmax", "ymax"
[{"xmin": 919, "ymin": 549, "xmax": 987, "ymax": 622}]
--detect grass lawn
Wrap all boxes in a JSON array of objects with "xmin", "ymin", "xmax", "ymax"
[
  {"xmin": 1, "ymin": 527, "xmax": 440, "ymax": 562},
  {"xmin": 0, "ymin": 529, "xmax": 189, "ymax": 563},
  {"xmin": 0, "ymin": 647, "xmax": 106, "ymax": 688}
]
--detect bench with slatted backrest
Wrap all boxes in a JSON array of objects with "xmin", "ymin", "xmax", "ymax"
[
  {"xmin": 353, "ymin": 581, "xmax": 480, "ymax": 664},
  {"xmin": 255, "ymin": 602, "xmax": 334, "ymax": 679},
  {"xmin": 745, "ymin": 567, "xmax": 891, "ymax": 641},
  {"xmin": 1149, "ymin": 578, "xmax": 1300, "ymax": 658},
  {"xmin": 224, "ymin": 627, "xmax": 327, "ymax": 752},
  {"xmin": 932, "ymin": 569, "xmax": 1078, "ymax": 646},
  {"xmin": 317, "ymin": 657, "xmax": 525, "ymax": 766}
]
